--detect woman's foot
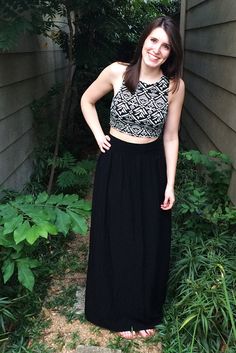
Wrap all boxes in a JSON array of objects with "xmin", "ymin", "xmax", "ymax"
[
  {"xmin": 117, "ymin": 331, "xmax": 136, "ymax": 339},
  {"xmin": 138, "ymin": 329, "xmax": 155, "ymax": 338}
]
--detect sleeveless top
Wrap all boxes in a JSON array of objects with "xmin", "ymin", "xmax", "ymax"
[{"xmin": 110, "ymin": 75, "xmax": 169, "ymax": 138}]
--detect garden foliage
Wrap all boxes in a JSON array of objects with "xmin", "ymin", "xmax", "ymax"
[
  {"xmin": 158, "ymin": 150, "xmax": 236, "ymax": 353},
  {"xmin": 0, "ymin": 192, "xmax": 91, "ymax": 291}
]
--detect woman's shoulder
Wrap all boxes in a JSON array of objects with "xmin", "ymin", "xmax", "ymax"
[
  {"xmin": 169, "ymin": 77, "xmax": 185, "ymax": 94},
  {"xmin": 168, "ymin": 77, "xmax": 185, "ymax": 104},
  {"xmin": 101, "ymin": 62, "xmax": 128, "ymax": 87},
  {"xmin": 106, "ymin": 61, "xmax": 128, "ymax": 78}
]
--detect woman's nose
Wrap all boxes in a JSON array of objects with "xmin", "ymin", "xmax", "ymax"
[{"xmin": 153, "ymin": 43, "xmax": 161, "ymax": 53}]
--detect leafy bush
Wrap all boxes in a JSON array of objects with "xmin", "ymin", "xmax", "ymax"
[
  {"xmin": 0, "ymin": 192, "xmax": 91, "ymax": 291},
  {"xmin": 158, "ymin": 150, "xmax": 236, "ymax": 353},
  {"xmin": 51, "ymin": 152, "xmax": 96, "ymax": 196}
]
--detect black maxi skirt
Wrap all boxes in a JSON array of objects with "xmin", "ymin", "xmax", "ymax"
[{"xmin": 85, "ymin": 135, "xmax": 171, "ymax": 332}]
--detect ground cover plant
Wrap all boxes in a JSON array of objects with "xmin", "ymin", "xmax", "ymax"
[
  {"xmin": 0, "ymin": 190, "xmax": 92, "ymax": 352},
  {"xmin": 157, "ymin": 149, "xmax": 236, "ymax": 353}
]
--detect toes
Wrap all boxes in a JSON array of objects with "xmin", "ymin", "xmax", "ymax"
[
  {"xmin": 138, "ymin": 330, "xmax": 148, "ymax": 338},
  {"xmin": 118, "ymin": 329, "xmax": 155, "ymax": 339},
  {"xmin": 138, "ymin": 329, "xmax": 155, "ymax": 338},
  {"xmin": 118, "ymin": 331, "xmax": 136, "ymax": 339}
]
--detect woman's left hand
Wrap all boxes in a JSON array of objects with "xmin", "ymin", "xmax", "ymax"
[{"xmin": 161, "ymin": 185, "xmax": 175, "ymax": 210}]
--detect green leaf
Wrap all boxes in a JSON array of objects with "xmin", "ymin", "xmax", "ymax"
[
  {"xmin": 46, "ymin": 194, "xmax": 64, "ymax": 205},
  {"xmin": 2, "ymin": 259, "xmax": 15, "ymax": 283},
  {"xmin": 55, "ymin": 209, "xmax": 71, "ymax": 235},
  {"xmin": 77, "ymin": 199, "xmax": 92, "ymax": 211},
  {"xmin": 45, "ymin": 207, "xmax": 56, "ymax": 222},
  {"xmin": 179, "ymin": 314, "xmax": 198, "ymax": 331},
  {"xmin": 61, "ymin": 194, "xmax": 79, "ymax": 205},
  {"xmin": 0, "ymin": 229, "xmax": 15, "ymax": 248},
  {"xmin": 39, "ymin": 222, "xmax": 58, "ymax": 235},
  {"xmin": 67, "ymin": 210, "xmax": 88, "ymax": 235},
  {"xmin": 25, "ymin": 226, "xmax": 40, "ymax": 245},
  {"xmin": 35, "ymin": 192, "xmax": 49, "ymax": 204},
  {"xmin": 13, "ymin": 221, "xmax": 31, "ymax": 244},
  {"xmin": 3, "ymin": 215, "xmax": 23, "ymax": 235},
  {"xmin": 0, "ymin": 204, "xmax": 18, "ymax": 223},
  {"xmin": 57, "ymin": 171, "xmax": 78, "ymax": 189},
  {"xmin": 17, "ymin": 259, "xmax": 35, "ymax": 291}
]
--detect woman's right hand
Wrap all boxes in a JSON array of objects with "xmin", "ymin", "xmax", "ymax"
[{"xmin": 97, "ymin": 134, "xmax": 111, "ymax": 153}]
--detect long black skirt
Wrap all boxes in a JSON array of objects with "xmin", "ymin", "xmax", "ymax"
[{"xmin": 85, "ymin": 135, "xmax": 171, "ymax": 332}]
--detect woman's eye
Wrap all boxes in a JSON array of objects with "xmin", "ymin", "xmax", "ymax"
[{"xmin": 163, "ymin": 44, "xmax": 170, "ymax": 50}]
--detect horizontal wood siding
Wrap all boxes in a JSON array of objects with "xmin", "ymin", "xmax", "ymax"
[
  {"xmin": 181, "ymin": 0, "xmax": 236, "ymax": 204},
  {"xmin": 0, "ymin": 35, "xmax": 67, "ymax": 191}
]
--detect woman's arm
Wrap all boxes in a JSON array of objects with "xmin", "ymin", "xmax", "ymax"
[
  {"xmin": 161, "ymin": 79, "xmax": 185, "ymax": 210},
  {"xmin": 80, "ymin": 63, "xmax": 121, "ymax": 152}
]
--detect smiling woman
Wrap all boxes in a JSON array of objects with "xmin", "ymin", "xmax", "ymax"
[
  {"xmin": 141, "ymin": 27, "xmax": 171, "ymax": 70},
  {"xmin": 80, "ymin": 16, "xmax": 185, "ymax": 340}
]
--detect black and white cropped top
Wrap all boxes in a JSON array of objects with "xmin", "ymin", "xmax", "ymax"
[{"xmin": 110, "ymin": 75, "xmax": 169, "ymax": 138}]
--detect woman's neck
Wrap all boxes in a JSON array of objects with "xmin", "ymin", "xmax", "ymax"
[{"xmin": 139, "ymin": 65, "xmax": 163, "ymax": 84}]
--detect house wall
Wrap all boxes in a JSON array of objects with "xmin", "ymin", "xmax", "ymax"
[
  {"xmin": 0, "ymin": 33, "xmax": 67, "ymax": 191},
  {"xmin": 180, "ymin": 0, "xmax": 236, "ymax": 204}
]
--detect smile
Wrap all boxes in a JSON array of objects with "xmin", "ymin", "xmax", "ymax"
[{"xmin": 148, "ymin": 52, "xmax": 161, "ymax": 61}]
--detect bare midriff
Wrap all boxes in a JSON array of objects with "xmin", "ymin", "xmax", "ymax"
[{"xmin": 110, "ymin": 127, "xmax": 159, "ymax": 144}]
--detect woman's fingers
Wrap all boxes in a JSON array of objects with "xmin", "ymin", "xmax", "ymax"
[
  {"xmin": 161, "ymin": 190, "xmax": 175, "ymax": 210},
  {"xmin": 99, "ymin": 135, "xmax": 111, "ymax": 153}
]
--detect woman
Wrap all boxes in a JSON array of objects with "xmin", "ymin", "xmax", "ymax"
[{"xmin": 81, "ymin": 16, "xmax": 185, "ymax": 340}]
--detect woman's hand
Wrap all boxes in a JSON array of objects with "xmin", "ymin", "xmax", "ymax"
[
  {"xmin": 161, "ymin": 185, "xmax": 175, "ymax": 210},
  {"xmin": 97, "ymin": 134, "xmax": 111, "ymax": 153}
]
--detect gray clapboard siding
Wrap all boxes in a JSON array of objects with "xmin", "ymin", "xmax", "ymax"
[
  {"xmin": 184, "ymin": 71, "xmax": 236, "ymax": 132},
  {"xmin": 180, "ymin": 123, "xmax": 198, "ymax": 149},
  {"xmin": 0, "ymin": 129, "xmax": 34, "ymax": 185},
  {"xmin": 8, "ymin": 32, "xmax": 67, "ymax": 53},
  {"xmin": 187, "ymin": 0, "xmax": 205, "ymax": 10},
  {"xmin": 185, "ymin": 70, "xmax": 236, "ymax": 131},
  {"xmin": 228, "ymin": 172, "xmax": 236, "ymax": 202},
  {"xmin": 0, "ymin": 69, "xmax": 64, "ymax": 121},
  {"xmin": 184, "ymin": 52, "xmax": 236, "ymax": 94},
  {"xmin": 185, "ymin": 92, "xmax": 236, "ymax": 167},
  {"xmin": 180, "ymin": 0, "xmax": 236, "ymax": 204},
  {"xmin": 181, "ymin": 108, "xmax": 218, "ymax": 153},
  {"xmin": 2, "ymin": 158, "xmax": 33, "ymax": 191},
  {"xmin": 185, "ymin": 22, "xmax": 236, "ymax": 56},
  {"xmin": 186, "ymin": 0, "xmax": 236, "ymax": 29},
  {"xmin": 0, "ymin": 50, "xmax": 65, "ymax": 87},
  {"xmin": 0, "ymin": 34, "xmax": 67, "ymax": 191},
  {"xmin": 0, "ymin": 107, "xmax": 32, "ymax": 153}
]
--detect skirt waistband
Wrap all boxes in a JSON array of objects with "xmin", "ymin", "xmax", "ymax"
[{"xmin": 109, "ymin": 134, "xmax": 163, "ymax": 153}]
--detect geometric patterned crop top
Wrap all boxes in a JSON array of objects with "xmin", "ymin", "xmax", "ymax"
[{"xmin": 110, "ymin": 75, "xmax": 169, "ymax": 138}]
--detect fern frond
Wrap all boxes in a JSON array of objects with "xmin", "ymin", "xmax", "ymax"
[
  {"xmin": 77, "ymin": 159, "xmax": 96, "ymax": 172},
  {"xmin": 71, "ymin": 165, "xmax": 87, "ymax": 176},
  {"xmin": 48, "ymin": 152, "xmax": 76, "ymax": 169},
  {"xmin": 57, "ymin": 171, "xmax": 79, "ymax": 189}
]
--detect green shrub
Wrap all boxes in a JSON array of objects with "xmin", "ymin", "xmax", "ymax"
[
  {"xmin": 52, "ymin": 152, "xmax": 96, "ymax": 196},
  {"xmin": 158, "ymin": 150, "xmax": 236, "ymax": 353},
  {"xmin": 0, "ymin": 192, "xmax": 91, "ymax": 291}
]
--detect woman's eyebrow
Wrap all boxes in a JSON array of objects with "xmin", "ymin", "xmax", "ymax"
[{"xmin": 150, "ymin": 36, "xmax": 170, "ymax": 45}]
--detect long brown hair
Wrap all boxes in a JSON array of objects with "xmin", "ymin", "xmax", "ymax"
[{"xmin": 124, "ymin": 16, "xmax": 183, "ymax": 93}]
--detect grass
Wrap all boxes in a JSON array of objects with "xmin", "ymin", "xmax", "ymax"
[
  {"xmin": 45, "ymin": 284, "xmax": 78, "ymax": 317},
  {"xmin": 66, "ymin": 331, "xmax": 81, "ymax": 349},
  {"xmin": 55, "ymin": 241, "xmax": 88, "ymax": 274},
  {"xmin": 107, "ymin": 336, "xmax": 139, "ymax": 353}
]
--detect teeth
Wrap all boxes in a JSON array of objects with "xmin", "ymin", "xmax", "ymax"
[{"xmin": 148, "ymin": 53, "xmax": 159, "ymax": 60}]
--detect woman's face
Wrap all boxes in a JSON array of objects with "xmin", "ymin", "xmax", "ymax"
[{"xmin": 141, "ymin": 27, "xmax": 171, "ymax": 69}]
